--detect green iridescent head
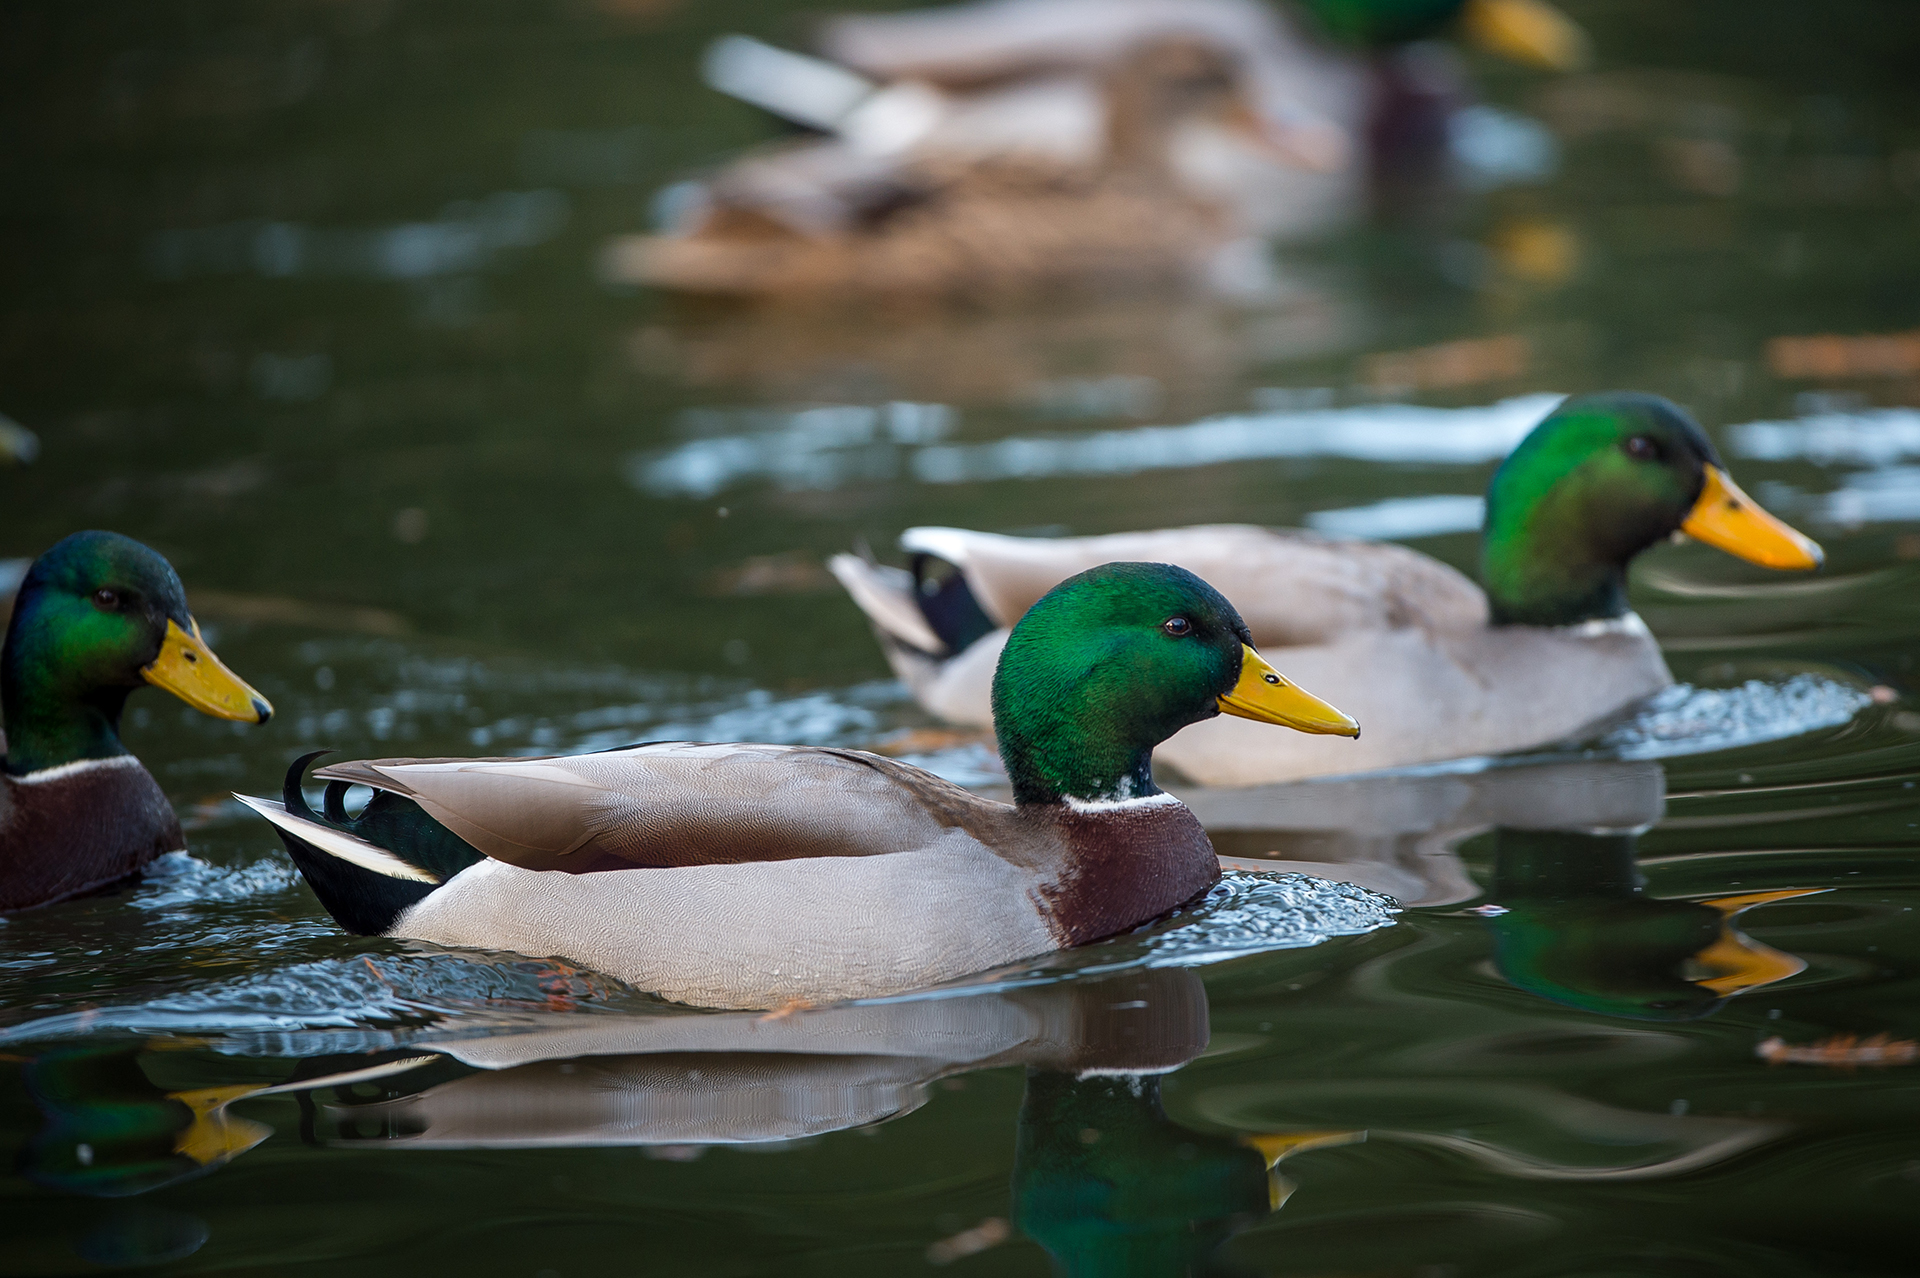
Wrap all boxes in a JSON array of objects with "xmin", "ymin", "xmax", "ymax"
[
  {"xmin": 2, "ymin": 531, "xmax": 270, "ymax": 775},
  {"xmin": 1479, "ymin": 393, "xmax": 1821, "ymax": 628},
  {"xmin": 990, "ymin": 563, "xmax": 1356, "ymax": 805}
]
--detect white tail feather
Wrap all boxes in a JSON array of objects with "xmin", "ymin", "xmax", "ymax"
[
  {"xmin": 233, "ymin": 794, "xmax": 442, "ymax": 884},
  {"xmin": 826, "ymin": 553, "xmax": 946, "ymax": 654}
]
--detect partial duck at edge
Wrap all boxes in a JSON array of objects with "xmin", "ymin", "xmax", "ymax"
[{"xmin": 1, "ymin": 531, "xmax": 273, "ymax": 912}]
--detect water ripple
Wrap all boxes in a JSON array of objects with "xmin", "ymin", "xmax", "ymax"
[
  {"xmin": 0, "ymin": 951, "xmax": 639, "ymax": 1052},
  {"xmin": 0, "ymin": 872, "xmax": 1395, "ymax": 1049},
  {"xmin": 131, "ymin": 852, "xmax": 303, "ymax": 912}
]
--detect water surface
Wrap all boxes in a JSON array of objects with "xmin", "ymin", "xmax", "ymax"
[{"xmin": 5, "ymin": 1, "xmax": 1920, "ymax": 1273}]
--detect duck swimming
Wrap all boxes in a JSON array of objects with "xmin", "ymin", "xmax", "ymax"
[
  {"xmin": 0, "ymin": 531, "xmax": 274, "ymax": 912},
  {"xmin": 829, "ymin": 393, "xmax": 1823, "ymax": 787},
  {"xmin": 240, "ymin": 562, "xmax": 1358, "ymax": 1010}
]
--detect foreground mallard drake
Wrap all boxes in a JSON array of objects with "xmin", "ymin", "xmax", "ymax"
[
  {"xmin": 830, "ymin": 393, "xmax": 1824, "ymax": 786},
  {"xmin": 1, "ymin": 531, "xmax": 273, "ymax": 912},
  {"xmin": 240, "ymin": 562, "xmax": 1358, "ymax": 1010}
]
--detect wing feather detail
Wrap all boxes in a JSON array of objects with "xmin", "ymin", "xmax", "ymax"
[
  {"xmin": 900, "ymin": 524, "xmax": 1487, "ymax": 644},
  {"xmin": 314, "ymin": 743, "xmax": 1006, "ymax": 873}
]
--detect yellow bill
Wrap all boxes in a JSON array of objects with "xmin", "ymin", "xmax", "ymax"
[
  {"xmin": 142, "ymin": 618, "xmax": 273, "ymax": 724},
  {"xmin": 1243, "ymin": 1131, "xmax": 1365, "ymax": 1211},
  {"xmin": 1682, "ymin": 466, "xmax": 1824, "ymax": 570},
  {"xmin": 170, "ymin": 1085, "xmax": 275, "ymax": 1166},
  {"xmin": 1691, "ymin": 888, "xmax": 1825, "ymax": 998},
  {"xmin": 1460, "ymin": 0, "xmax": 1592, "ymax": 71},
  {"xmin": 1219, "ymin": 645, "xmax": 1359, "ymax": 737}
]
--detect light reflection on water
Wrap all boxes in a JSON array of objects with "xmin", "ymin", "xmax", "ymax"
[{"xmin": 635, "ymin": 393, "xmax": 1566, "ymax": 497}]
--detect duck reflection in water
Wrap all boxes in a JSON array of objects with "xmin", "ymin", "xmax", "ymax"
[
  {"xmin": 1481, "ymin": 825, "xmax": 1818, "ymax": 1022},
  {"xmin": 1182, "ymin": 755, "xmax": 1815, "ymax": 1019},
  {"xmin": 1014, "ymin": 1068, "xmax": 1355, "ymax": 1278},
  {"xmin": 17, "ymin": 970, "xmax": 1351, "ymax": 1274},
  {"xmin": 1185, "ymin": 756, "xmax": 1669, "ymax": 907},
  {"xmin": 317, "ymin": 968, "xmax": 1348, "ymax": 1275},
  {"xmin": 20, "ymin": 1044, "xmax": 271, "ymax": 1199},
  {"xmin": 18, "ymin": 1044, "xmax": 435, "ymax": 1198}
]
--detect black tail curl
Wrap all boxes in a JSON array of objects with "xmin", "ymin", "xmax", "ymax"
[{"xmin": 272, "ymin": 751, "xmax": 482, "ymax": 936}]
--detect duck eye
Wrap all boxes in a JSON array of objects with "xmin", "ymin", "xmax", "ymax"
[
  {"xmin": 1162, "ymin": 617, "xmax": 1193, "ymax": 637},
  {"xmin": 92, "ymin": 589, "xmax": 118, "ymax": 610},
  {"xmin": 1624, "ymin": 435, "xmax": 1662, "ymax": 462}
]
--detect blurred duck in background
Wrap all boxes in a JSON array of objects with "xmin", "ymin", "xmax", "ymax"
[
  {"xmin": 832, "ymin": 394, "xmax": 1824, "ymax": 787},
  {"xmin": 611, "ymin": 32, "xmax": 1334, "ymax": 300},
  {"xmin": 0, "ymin": 532, "xmax": 273, "ymax": 912},
  {"xmin": 606, "ymin": 0, "xmax": 1587, "ymax": 299}
]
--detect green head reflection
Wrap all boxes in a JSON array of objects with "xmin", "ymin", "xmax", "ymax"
[
  {"xmin": 21, "ymin": 1043, "xmax": 270, "ymax": 1198},
  {"xmin": 1013, "ymin": 1069, "xmax": 1361, "ymax": 1278},
  {"xmin": 1481, "ymin": 827, "xmax": 1816, "ymax": 1021},
  {"xmin": 1014, "ymin": 1070, "xmax": 1270, "ymax": 1278}
]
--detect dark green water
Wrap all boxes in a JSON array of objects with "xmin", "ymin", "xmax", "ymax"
[{"xmin": 6, "ymin": 1, "xmax": 1920, "ymax": 1273}]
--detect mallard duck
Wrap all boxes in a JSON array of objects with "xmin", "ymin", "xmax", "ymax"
[
  {"xmin": 613, "ymin": 0, "xmax": 1584, "ymax": 300},
  {"xmin": 829, "ymin": 393, "xmax": 1824, "ymax": 787},
  {"xmin": 1, "ymin": 531, "xmax": 273, "ymax": 912},
  {"xmin": 1482, "ymin": 826, "xmax": 1820, "ymax": 1021},
  {"xmin": 239, "ymin": 562, "xmax": 1359, "ymax": 1010},
  {"xmin": 814, "ymin": 0, "xmax": 1586, "ymax": 233}
]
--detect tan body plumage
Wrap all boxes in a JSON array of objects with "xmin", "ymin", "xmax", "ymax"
[
  {"xmin": 830, "ymin": 524, "xmax": 1673, "ymax": 786},
  {"xmin": 243, "ymin": 742, "xmax": 1220, "ymax": 1010}
]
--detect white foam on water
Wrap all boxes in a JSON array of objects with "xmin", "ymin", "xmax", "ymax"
[
  {"xmin": 1592, "ymin": 675, "xmax": 1871, "ymax": 760},
  {"xmin": 1817, "ymin": 466, "xmax": 1920, "ymax": 527},
  {"xmin": 910, "ymin": 394, "xmax": 1564, "ymax": 486},
  {"xmin": 131, "ymin": 852, "xmax": 303, "ymax": 912},
  {"xmin": 1139, "ymin": 871, "xmax": 1401, "ymax": 967}
]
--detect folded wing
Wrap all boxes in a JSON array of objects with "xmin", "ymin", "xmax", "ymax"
[{"xmin": 900, "ymin": 524, "xmax": 1487, "ymax": 646}]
